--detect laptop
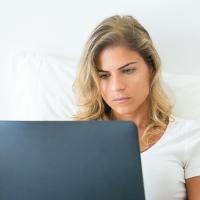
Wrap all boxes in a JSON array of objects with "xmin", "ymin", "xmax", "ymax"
[{"xmin": 0, "ymin": 121, "xmax": 145, "ymax": 200}]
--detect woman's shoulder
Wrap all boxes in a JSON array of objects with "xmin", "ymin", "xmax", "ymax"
[{"xmin": 172, "ymin": 117, "xmax": 200, "ymax": 179}]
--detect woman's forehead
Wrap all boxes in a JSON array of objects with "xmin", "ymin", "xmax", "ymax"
[
  {"xmin": 96, "ymin": 46, "xmax": 144, "ymax": 71},
  {"xmin": 97, "ymin": 61, "xmax": 138, "ymax": 72}
]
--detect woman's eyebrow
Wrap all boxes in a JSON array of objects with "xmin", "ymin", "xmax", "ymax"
[{"xmin": 97, "ymin": 61, "xmax": 137, "ymax": 72}]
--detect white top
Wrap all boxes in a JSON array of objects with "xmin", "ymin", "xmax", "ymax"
[{"xmin": 141, "ymin": 116, "xmax": 200, "ymax": 200}]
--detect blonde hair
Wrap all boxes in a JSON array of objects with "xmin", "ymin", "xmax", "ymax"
[{"xmin": 73, "ymin": 15, "xmax": 175, "ymax": 146}]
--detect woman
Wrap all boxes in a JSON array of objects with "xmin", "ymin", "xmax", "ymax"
[{"xmin": 73, "ymin": 15, "xmax": 200, "ymax": 199}]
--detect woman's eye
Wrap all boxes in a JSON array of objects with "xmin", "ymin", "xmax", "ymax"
[
  {"xmin": 123, "ymin": 68, "xmax": 135, "ymax": 74},
  {"xmin": 99, "ymin": 74, "xmax": 110, "ymax": 79}
]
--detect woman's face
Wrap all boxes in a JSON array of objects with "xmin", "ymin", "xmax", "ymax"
[{"xmin": 96, "ymin": 46, "xmax": 152, "ymax": 119}]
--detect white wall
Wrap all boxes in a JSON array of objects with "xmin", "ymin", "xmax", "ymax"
[{"xmin": 1, "ymin": 0, "xmax": 200, "ymax": 74}]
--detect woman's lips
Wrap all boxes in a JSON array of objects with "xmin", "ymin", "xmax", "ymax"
[{"xmin": 112, "ymin": 97, "xmax": 132, "ymax": 103}]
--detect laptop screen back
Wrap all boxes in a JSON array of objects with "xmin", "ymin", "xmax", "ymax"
[{"xmin": 0, "ymin": 121, "xmax": 145, "ymax": 200}]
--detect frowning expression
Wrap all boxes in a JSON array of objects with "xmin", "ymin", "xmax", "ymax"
[{"xmin": 96, "ymin": 46, "xmax": 152, "ymax": 119}]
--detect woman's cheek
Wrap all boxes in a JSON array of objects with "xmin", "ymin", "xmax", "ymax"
[{"xmin": 100, "ymin": 83, "xmax": 108, "ymax": 100}]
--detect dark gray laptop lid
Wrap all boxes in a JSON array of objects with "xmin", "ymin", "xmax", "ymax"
[{"xmin": 0, "ymin": 121, "xmax": 145, "ymax": 200}]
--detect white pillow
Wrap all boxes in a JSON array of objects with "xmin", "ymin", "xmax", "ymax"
[
  {"xmin": 162, "ymin": 73, "xmax": 200, "ymax": 121},
  {"xmin": 2, "ymin": 51, "xmax": 200, "ymax": 122},
  {"xmin": 9, "ymin": 52, "xmax": 78, "ymax": 120}
]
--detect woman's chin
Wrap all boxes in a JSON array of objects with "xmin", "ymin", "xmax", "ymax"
[{"xmin": 112, "ymin": 107, "xmax": 136, "ymax": 118}]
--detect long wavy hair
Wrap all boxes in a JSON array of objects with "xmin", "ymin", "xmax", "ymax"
[{"xmin": 72, "ymin": 15, "xmax": 175, "ymax": 146}]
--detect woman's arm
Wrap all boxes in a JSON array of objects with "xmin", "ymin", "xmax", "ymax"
[{"xmin": 186, "ymin": 176, "xmax": 200, "ymax": 200}]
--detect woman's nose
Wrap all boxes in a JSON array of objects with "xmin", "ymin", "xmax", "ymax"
[{"xmin": 110, "ymin": 76, "xmax": 126, "ymax": 92}]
